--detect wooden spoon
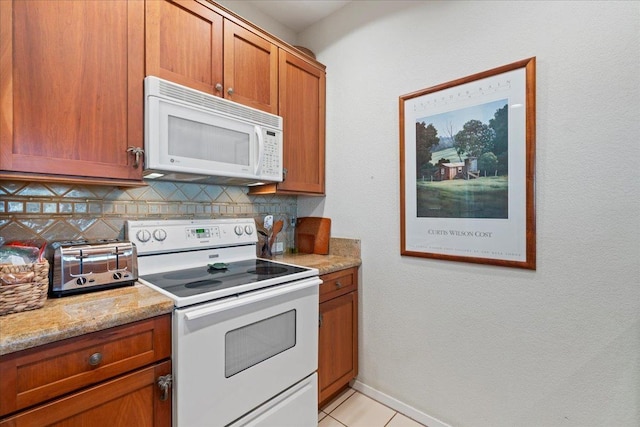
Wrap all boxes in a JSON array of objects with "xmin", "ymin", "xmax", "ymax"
[{"xmin": 269, "ymin": 219, "xmax": 284, "ymax": 249}]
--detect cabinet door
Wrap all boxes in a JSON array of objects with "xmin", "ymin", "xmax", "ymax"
[
  {"xmin": 0, "ymin": 0, "xmax": 144, "ymax": 182},
  {"xmin": 278, "ymin": 50, "xmax": 326, "ymax": 194},
  {"xmin": 145, "ymin": 0, "xmax": 223, "ymax": 95},
  {"xmin": 0, "ymin": 315, "xmax": 171, "ymax": 417},
  {"xmin": 223, "ymin": 20, "xmax": 278, "ymax": 114},
  {"xmin": 0, "ymin": 361, "xmax": 172, "ymax": 427},
  {"xmin": 318, "ymin": 291, "xmax": 358, "ymax": 406}
]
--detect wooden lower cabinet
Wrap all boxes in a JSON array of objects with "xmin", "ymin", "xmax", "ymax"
[
  {"xmin": 318, "ymin": 268, "xmax": 358, "ymax": 407},
  {"xmin": 0, "ymin": 361, "xmax": 171, "ymax": 427},
  {"xmin": 0, "ymin": 315, "xmax": 172, "ymax": 427}
]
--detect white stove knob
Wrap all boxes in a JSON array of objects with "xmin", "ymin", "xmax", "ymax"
[
  {"xmin": 234, "ymin": 225, "xmax": 244, "ymax": 236},
  {"xmin": 136, "ymin": 229, "xmax": 151, "ymax": 243},
  {"xmin": 244, "ymin": 225, "xmax": 254, "ymax": 235},
  {"xmin": 153, "ymin": 229, "xmax": 167, "ymax": 241}
]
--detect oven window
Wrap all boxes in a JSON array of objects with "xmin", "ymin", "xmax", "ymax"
[{"xmin": 225, "ymin": 310, "xmax": 296, "ymax": 378}]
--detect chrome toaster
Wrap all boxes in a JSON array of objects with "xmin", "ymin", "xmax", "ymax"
[{"xmin": 47, "ymin": 240, "xmax": 138, "ymax": 297}]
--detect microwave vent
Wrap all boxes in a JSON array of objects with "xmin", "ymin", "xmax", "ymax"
[{"xmin": 156, "ymin": 79, "xmax": 282, "ymax": 130}]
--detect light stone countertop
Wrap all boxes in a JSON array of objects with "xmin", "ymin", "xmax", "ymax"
[
  {"xmin": 277, "ymin": 253, "xmax": 361, "ymax": 275},
  {"xmin": 275, "ymin": 237, "xmax": 361, "ymax": 274},
  {"xmin": 0, "ymin": 238, "xmax": 361, "ymax": 357},
  {"xmin": 0, "ymin": 283, "xmax": 174, "ymax": 356}
]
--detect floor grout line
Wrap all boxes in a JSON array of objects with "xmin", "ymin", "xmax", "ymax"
[
  {"xmin": 320, "ymin": 387, "xmax": 428, "ymax": 427},
  {"xmin": 383, "ymin": 411, "xmax": 399, "ymax": 427},
  {"xmin": 329, "ymin": 390, "xmax": 356, "ymax": 415}
]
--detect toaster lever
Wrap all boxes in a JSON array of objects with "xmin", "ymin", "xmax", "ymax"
[{"xmin": 70, "ymin": 272, "xmax": 94, "ymax": 278}]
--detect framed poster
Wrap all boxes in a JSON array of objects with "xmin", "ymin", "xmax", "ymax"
[{"xmin": 399, "ymin": 57, "xmax": 536, "ymax": 269}]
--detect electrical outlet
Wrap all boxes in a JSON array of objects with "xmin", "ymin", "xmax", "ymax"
[
  {"xmin": 275, "ymin": 242, "xmax": 284, "ymax": 253},
  {"xmin": 290, "ymin": 217, "xmax": 296, "ymax": 227}
]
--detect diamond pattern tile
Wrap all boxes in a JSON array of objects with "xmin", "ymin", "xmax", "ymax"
[
  {"xmin": 65, "ymin": 187, "xmax": 101, "ymax": 199},
  {"xmin": 84, "ymin": 220, "xmax": 119, "ymax": 241},
  {"xmin": 1, "ymin": 222, "xmax": 38, "ymax": 241},
  {"xmin": 203, "ymin": 185, "xmax": 224, "ymax": 200},
  {"xmin": 86, "ymin": 186, "xmax": 114, "ymax": 199},
  {"xmin": 16, "ymin": 183, "xmax": 55, "ymax": 197},
  {"xmin": 224, "ymin": 186, "xmax": 247, "ymax": 203},
  {"xmin": 40, "ymin": 221, "xmax": 83, "ymax": 241},
  {"xmin": 124, "ymin": 186, "xmax": 154, "ymax": 200},
  {"xmin": 148, "ymin": 181, "xmax": 181, "ymax": 200},
  {"xmin": 17, "ymin": 219, "xmax": 57, "ymax": 235},
  {"xmin": 0, "ymin": 181, "xmax": 27, "ymax": 194},
  {"xmin": 45, "ymin": 183, "xmax": 73, "ymax": 196},
  {"xmin": 0, "ymin": 180, "xmax": 296, "ymax": 248},
  {"xmin": 68, "ymin": 218, "xmax": 98, "ymax": 232},
  {"xmin": 176, "ymin": 183, "xmax": 204, "ymax": 200}
]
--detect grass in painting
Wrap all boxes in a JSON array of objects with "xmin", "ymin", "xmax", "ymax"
[
  {"xmin": 417, "ymin": 176, "xmax": 508, "ymax": 218},
  {"xmin": 430, "ymin": 147, "xmax": 464, "ymax": 163}
]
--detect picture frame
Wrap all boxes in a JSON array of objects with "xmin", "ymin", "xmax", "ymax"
[{"xmin": 399, "ymin": 57, "xmax": 536, "ymax": 269}]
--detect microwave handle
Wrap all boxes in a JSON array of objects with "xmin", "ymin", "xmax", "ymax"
[{"xmin": 255, "ymin": 125, "xmax": 264, "ymax": 176}]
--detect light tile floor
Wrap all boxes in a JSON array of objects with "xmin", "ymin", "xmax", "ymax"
[{"xmin": 318, "ymin": 388, "xmax": 427, "ymax": 427}]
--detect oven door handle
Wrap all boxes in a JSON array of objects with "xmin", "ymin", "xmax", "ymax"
[{"xmin": 183, "ymin": 277, "xmax": 321, "ymax": 321}]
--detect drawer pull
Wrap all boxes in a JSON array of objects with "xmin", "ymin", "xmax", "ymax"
[
  {"xmin": 157, "ymin": 374, "xmax": 173, "ymax": 401},
  {"xmin": 335, "ymin": 281, "xmax": 342, "ymax": 289},
  {"xmin": 88, "ymin": 352, "xmax": 103, "ymax": 366}
]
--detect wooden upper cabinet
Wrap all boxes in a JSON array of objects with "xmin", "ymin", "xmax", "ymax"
[
  {"xmin": 145, "ymin": 0, "xmax": 223, "ymax": 95},
  {"xmin": 223, "ymin": 20, "xmax": 278, "ymax": 114},
  {"xmin": 277, "ymin": 50, "xmax": 326, "ymax": 194},
  {"xmin": 0, "ymin": 0, "xmax": 145, "ymax": 184},
  {"xmin": 146, "ymin": 1, "xmax": 278, "ymax": 114}
]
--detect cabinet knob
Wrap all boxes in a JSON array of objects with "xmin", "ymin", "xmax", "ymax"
[
  {"xmin": 336, "ymin": 281, "xmax": 342, "ymax": 289},
  {"xmin": 88, "ymin": 352, "xmax": 103, "ymax": 366},
  {"xmin": 215, "ymin": 83, "xmax": 223, "ymax": 92},
  {"xmin": 227, "ymin": 87, "xmax": 234, "ymax": 96}
]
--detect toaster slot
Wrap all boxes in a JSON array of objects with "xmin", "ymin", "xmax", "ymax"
[{"xmin": 108, "ymin": 244, "xmax": 137, "ymax": 281}]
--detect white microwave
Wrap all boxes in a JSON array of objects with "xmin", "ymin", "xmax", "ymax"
[{"xmin": 143, "ymin": 76, "xmax": 283, "ymax": 186}]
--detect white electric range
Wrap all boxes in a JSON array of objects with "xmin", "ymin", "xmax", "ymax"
[{"xmin": 126, "ymin": 218, "xmax": 320, "ymax": 427}]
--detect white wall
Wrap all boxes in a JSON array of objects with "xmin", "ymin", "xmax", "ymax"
[
  {"xmin": 297, "ymin": 1, "xmax": 640, "ymax": 426},
  {"xmin": 215, "ymin": 0, "xmax": 298, "ymax": 44}
]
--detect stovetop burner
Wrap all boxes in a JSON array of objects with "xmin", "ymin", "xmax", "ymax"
[
  {"xmin": 185, "ymin": 279, "xmax": 223, "ymax": 289},
  {"xmin": 248, "ymin": 266, "xmax": 289, "ymax": 275}
]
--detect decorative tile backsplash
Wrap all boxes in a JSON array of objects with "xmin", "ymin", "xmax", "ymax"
[{"xmin": 0, "ymin": 180, "xmax": 297, "ymax": 250}]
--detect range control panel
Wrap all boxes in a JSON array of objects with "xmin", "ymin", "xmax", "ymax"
[{"xmin": 126, "ymin": 218, "xmax": 257, "ymax": 255}]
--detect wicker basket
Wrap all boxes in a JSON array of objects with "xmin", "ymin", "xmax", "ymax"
[{"xmin": 0, "ymin": 260, "xmax": 49, "ymax": 316}]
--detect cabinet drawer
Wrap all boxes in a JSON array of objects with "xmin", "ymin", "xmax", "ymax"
[
  {"xmin": 319, "ymin": 267, "xmax": 358, "ymax": 303},
  {"xmin": 0, "ymin": 315, "xmax": 171, "ymax": 417},
  {"xmin": 0, "ymin": 360, "xmax": 172, "ymax": 427}
]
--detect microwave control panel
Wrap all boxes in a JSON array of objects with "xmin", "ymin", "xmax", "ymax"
[{"xmin": 261, "ymin": 129, "xmax": 282, "ymax": 180}]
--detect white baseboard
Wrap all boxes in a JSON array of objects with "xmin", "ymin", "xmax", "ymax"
[{"xmin": 351, "ymin": 380, "xmax": 452, "ymax": 427}]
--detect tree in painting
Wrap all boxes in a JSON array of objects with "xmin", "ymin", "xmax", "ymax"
[
  {"xmin": 415, "ymin": 122, "xmax": 440, "ymax": 177},
  {"xmin": 489, "ymin": 104, "xmax": 508, "ymax": 175},
  {"xmin": 453, "ymin": 119, "xmax": 495, "ymax": 159},
  {"xmin": 415, "ymin": 99, "xmax": 509, "ymax": 219}
]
